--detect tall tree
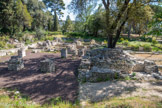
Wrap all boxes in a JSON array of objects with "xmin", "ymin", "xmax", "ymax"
[
  {"xmin": 63, "ymin": 15, "xmax": 73, "ymax": 32},
  {"xmin": 43, "ymin": 0, "xmax": 65, "ymax": 31},
  {"xmin": 69, "ymin": 0, "xmax": 159, "ymax": 48},
  {"xmin": 14, "ymin": 0, "xmax": 32, "ymax": 32},
  {"xmin": 53, "ymin": 11, "xmax": 59, "ymax": 31},
  {"xmin": 0, "ymin": 0, "xmax": 14, "ymax": 34}
]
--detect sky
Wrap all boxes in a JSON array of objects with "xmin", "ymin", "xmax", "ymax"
[{"xmin": 62, "ymin": 0, "xmax": 76, "ymax": 21}]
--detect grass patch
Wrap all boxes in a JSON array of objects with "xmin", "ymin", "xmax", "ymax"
[
  {"xmin": 85, "ymin": 96, "xmax": 162, "ymax": 108},
  {"xmin": 0, "ymin": 89, "xmax": 162, "ymax": 108}
]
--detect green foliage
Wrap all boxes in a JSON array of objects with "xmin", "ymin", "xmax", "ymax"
[
  {"xmin": 63, "ymin": 15, "xmax": 74, "ymax": 32},
  {"xmin": 142, "ymin": 44, "xmax": 152, "ymax": 52},
  {"xmin": 36, "ymin": 28, "xmax": 46, "ymax": 40},
  {"xmin": 47, "ymin": 31, "xmax": 62, "ymax": 36},
  {"xmin": 53, "ymin": 11, "xmax": 59, "ymax": 31},
  {"xmin": 0, "ymin": 41, "xmax": 6, "ymax": 49},
  {"xmin": 0, "ymin": 0, "xmax": 14, "ymax": 34}
]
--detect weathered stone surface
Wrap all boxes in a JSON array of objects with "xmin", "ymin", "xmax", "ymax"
[
  {"xmin": 61, "ymin": 48, "xmax": 67, "ymax": 58},
  {"xmin": 90, "ymin": 39, "xmax": 96, "ymax": 45},
  {"xmin": 40, "ymin": 59, "xmax": 55, "ymax": 73},
  {"xmin": 66, "ymin": 44, "xmax": 77, "ymax": 54},
  {"xmin": 144, "ymin": 60, "xmax": 158, "ymax": 74},
  {"xmin": 8, "ymin": 56, "xmax": 24, "ymax": 71},
  {"xmin": 78, "ymin": 49, "xmax": 85, "ymax": 57},
  {"xmin": 78, "ymin": 48, "xmax": 135, "ymax": 82},
  {"xmin": 139, "ymin": 47, "xmax": 144, "ymax": 51},
  {"xmin": 54, "ymin": 37, "xmax": 62, "ymax": 43},
  {"xmin": 133, "ymin": 61, "xmax": 145, "ymax": 72},
  {"xmin": 32, "ymin": 49, "xmax": 42, "ymax": 53},
  {"xmin": 75, "ymin": 40, "xmax": 82, "ymax": 46},
  {"xmin": 28, "ymin": 43, "xmax": 38, "ymax": 49},
  {"xmin": 18, "ymin": 48, "xmax": 26, "ymax": 57}
]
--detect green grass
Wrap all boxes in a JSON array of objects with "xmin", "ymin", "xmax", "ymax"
[
  {"xmin": 85, "ymin": 96, "xmax": 162, "ymax": 108},
  {"xmin": 0, "ymin": 89, "xmax": 162, "ymax": 108}
]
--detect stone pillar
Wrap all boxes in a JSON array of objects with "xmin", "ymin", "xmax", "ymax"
[
  {"xmin": 8, "ymin": 56, "xmax": 24, "ymax": 71},
  {"xmin": 18, "ymin": 48, "xmax": 26, "ymax": 57},
  {"xmin": 40, "ymin": 59, "xmax": 55, "ymax": 73},
  {"xmin": 78, "ymin": 49, "xmax": 85, "ymax": 57},
  {"xmin": 72, "ymin": 49, "xmax": 78, "ymax": 56},
  {"xmin": 61, "ymin": 48, "xmax": 67, "ymax": 58}
]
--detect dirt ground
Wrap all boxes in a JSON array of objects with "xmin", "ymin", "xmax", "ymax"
[
  {"xmin": 79, "ymin": 80, "xmax": 162, "ymax": 103},
  {"xmin": 0, "ymin": 50, "xmax": 81, "ymax": 104},
  {"xmin": 131, "ymin": 54, "xmax": 162, "ymax": 63}
]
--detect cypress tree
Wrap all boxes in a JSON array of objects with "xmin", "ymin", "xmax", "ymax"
[{"xmin": 53, "ymin": 11, "xmax": 59, "ymax": 31}]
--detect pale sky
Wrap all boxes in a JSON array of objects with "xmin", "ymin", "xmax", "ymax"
[{"xmin": 62, "ymin": 0, "xmax": 76, "ymax": 21}]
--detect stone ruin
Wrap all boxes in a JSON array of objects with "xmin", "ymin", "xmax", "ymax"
[
  {"xmin": 61, "ymin": 48, "xmax": 67, "ymax": 58},
  {"xmin": 40, "ymin": 59, "xmax": 55, "ymax": 73},
  {"xmin": 8, "ymin": 56, "xmax": 24, "ymax": 71},
  {"xmin": 18, "ymin": 48, "xmax": 26, "ymax": 57},
  {"xmin": 78, "ymin": 48, "xmax": 160, "ymax": 82}
]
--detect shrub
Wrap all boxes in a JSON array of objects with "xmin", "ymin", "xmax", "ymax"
[
  {"xmin": 36, "ymin": 28, "xmax": 46, "ymax": 40},
  {"xmin": 47, "ymin": 31, "xmax": 62, "ymax": 36},
  {"xmin": 122, "ymin": 40, "xmax": 129, "ymax": 46},
  {"xmin": 120, "ymin": 38, "xmax": 125, "ymax": 42},
  {"xmin": 142, "ymin": 44, "xmax": 152, "ymax": 52},
  {"xmin": 0, "ymin": 41, "xmax": 6, "ymax": 49},
  {"xmin": 130, "ymin": 44, "xmax": 139, "ymax": 51},
  {"xmin": 152, "ymin": 38, "xmax": 158, "ymax": 45}
]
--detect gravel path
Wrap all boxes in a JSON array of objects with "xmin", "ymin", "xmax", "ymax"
[
  {"xmin": 79, "ymin": 80, "xmax": 162, "ymax": 102},
  {"xmin": 0, "ymin": 50, "xmax": 80, "ymax": 104}
]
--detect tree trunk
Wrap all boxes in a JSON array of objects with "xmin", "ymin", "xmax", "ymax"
[
  {"xmin": 128, "ymin": 24, "xmax": 131, "ymax": 39},
  {"xmin": 108, "ymin": 34, "xmax": 113, "ymax": 48}
]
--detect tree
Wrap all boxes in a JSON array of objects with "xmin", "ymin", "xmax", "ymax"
[
  {"xmin": 43, "ymin": 0, "xmax": 65, "ymax": 31},
  {"xmin": 14, "ymin": 0, "xmax": 32, "ymax": 32},
  {"xmin": 53, "ymin": 11, "xmax": 59, "ymax": 31},
  {"xmin": 148, "ymin": 4, "xmax": 162, "ymax": 38},
  {"xmin": 26, "ymin": 0, "xmax": 48, "ymax": 30},
  {"xmin": 63, "ymin": 15, "xmax": 74, "ymax": 32},
  {"xmin": 69, "ymin": 0, "xmax": 159, "ymax": 48},
  {"xmin": 0, "ymin": 0, "xmax": 14, "ymax": 34}
]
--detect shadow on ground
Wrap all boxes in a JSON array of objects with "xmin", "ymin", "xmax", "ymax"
[{"xmin": 0, "ymin": 51, "xmax": 81, "ymax": 104}]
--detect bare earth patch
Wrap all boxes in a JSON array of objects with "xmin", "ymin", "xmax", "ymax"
[
  {"xmin": 131, "ymin": 54, "xmax": 162, "ymax": 62},
  {"xmin": 79, "ymin": 80, "xmax": 162, "ymax": 103},
  {"xmin": 0, "ymin": 50, "xmax": 80, "ymax": 104}
]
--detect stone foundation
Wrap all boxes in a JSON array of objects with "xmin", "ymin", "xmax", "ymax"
[
  {"xmin": 40, "ymin": 59, "xmax": 55, "ymax": 73},
  {"xmin": 78, "ymin": 48, "xmax": 159, "ymax": 82},
  {"xmin": 8, "ymin": 56, "xmax": 24, "ymax": 71}
]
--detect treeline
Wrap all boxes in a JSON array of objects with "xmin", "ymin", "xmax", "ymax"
[
  {"xmin": 65, "ymin": 4, "xmax": 162, "ymax": 38},
  {"xmin": 0, "ymin": 0, "xmax": 65, "ymax": 36}
]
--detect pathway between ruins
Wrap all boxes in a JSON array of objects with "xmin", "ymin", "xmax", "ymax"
[{"xmin": 0, "ymin": 50, "xmax": 80, "ymax": 104}]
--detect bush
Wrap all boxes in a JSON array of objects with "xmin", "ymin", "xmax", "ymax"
[
  {"xmin": 122, "ymin": 40, "xmax": 129, "ymax": 46},
  {"xmin": 65, "ymin": 32, "xmax": 86, "ymax": 37},
  {"xmin": 0, "ymin": 41, "xmax": 6, "ymax": 49},
  {"xmin": 131, "ymin": 45, "xmax": 139, "ymax": 51},
  {"xmin": 142, "ymin": 44, "xmax": 152, "ymax": 52},
  {"xmin": 36, "ymin": 28, "xmax": 46, "ymax": 40},
  {"xmin": 120, "ymin": 38, "xmax": 125, "ymax": 42},
  {"xmin": 152, "ymin": 38, "xmax": 158, "ymax": 45},
  {"xmin": 47, "ymin": 31, "xmax": 62, "ymax": 36}
]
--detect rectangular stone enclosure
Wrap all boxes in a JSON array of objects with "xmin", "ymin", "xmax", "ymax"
[{"xmin": 40, "ymin": 59, "xmax": 55, "ymax": 73}]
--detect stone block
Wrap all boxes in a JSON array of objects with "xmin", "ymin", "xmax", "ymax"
[
  {"xmin": 18, "ymin": 48, "xmax": 26, "ymax": 57},
  {"xmin": 40, "ymin": 59, "xmax": 55, "ymax": 73},
  {"xmin": 61, "ymin": 48, "xmax": 67, "ymax": 58},
  {"xmin": 8, "ymin": 56, "xmax": 24, "ymax": 71},
  {"xmin": 144, "ymin": 60, "xmax": 158, "ymax": 74}
]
